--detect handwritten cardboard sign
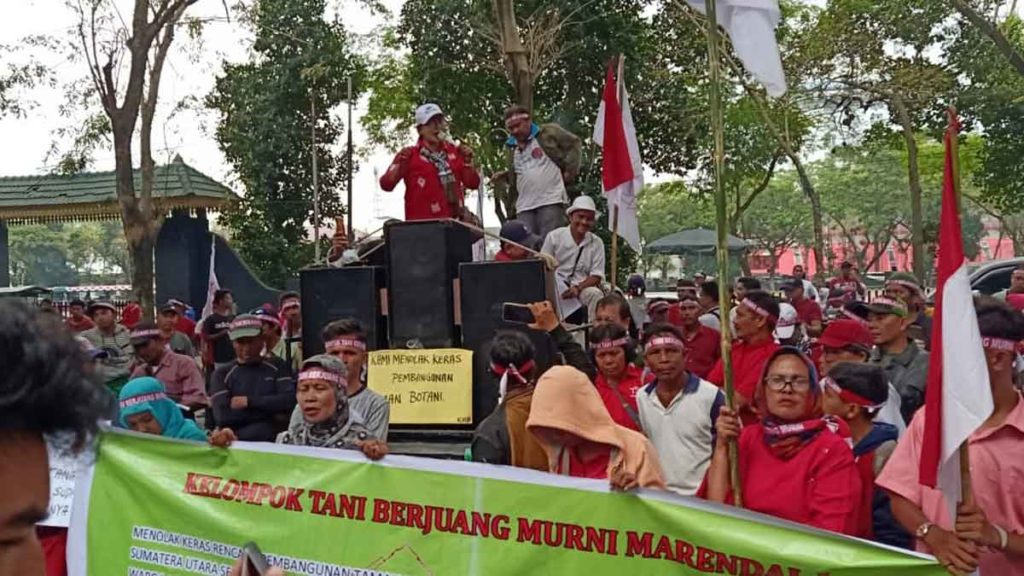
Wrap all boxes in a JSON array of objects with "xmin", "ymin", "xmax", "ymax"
[{"xmin": 367, "ymin": 349, "xmax": 473, "ymax": 425}]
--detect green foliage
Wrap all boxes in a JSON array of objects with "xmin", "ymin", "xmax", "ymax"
[
  {"xmin": 9, "ymin": 222, "xmax": 129, "ymax": 286},
  {"xmin": 207, "ymin": 0, "xmax": 365, "ymax": 287},
  {"xmin": 740, "ymin": 172, "xmax": 813, "ymax": 276}
]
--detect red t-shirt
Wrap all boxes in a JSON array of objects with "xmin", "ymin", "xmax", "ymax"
[
  {"xmin": 568, "ymin": 448, "xmax": 612, "ymax": 480},
  {"xmin": 379, "ymin": 140, "xmax": 481, "ymax": 221},
  {"xmin": 791, "ymin": 297, "xmax": 822, "ymax": 326},
  {"xmin": 707, "ymin": 339, "xmax": 779, "ymax": 425},
  {"xmin": 37, "ymin": 526, "xmax": 67, "ymax": 576},
  {"xmin": 682, "ymin": 324, "xmax": 721, "ymax": 380},
  {"xmin": 65, "ymin": 315, "xmax": 95, "ymax": 333},
  {"xmin": 176, "ymin": 316, "xmax": 197, "ymax": 341},
  {"xmin": 595, "ymin": 364, "xmax": 649, "ymax": 431},
  {"xmin": 733, "ymin": 426, "xmax": 861, "ymax": 535}
]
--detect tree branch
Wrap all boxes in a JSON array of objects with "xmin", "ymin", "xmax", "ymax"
[
  {"xmin": 952, "ymin": 0, "xmax": 1024, "ymax": 78},
  {"xmin": 738, "ymin": 152, "xmax": 781, "ymax": 216}
]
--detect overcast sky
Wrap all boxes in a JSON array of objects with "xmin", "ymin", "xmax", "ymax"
[{"xmin": 0, "ymin": 0, "xmax": 425, "ymax": 233}]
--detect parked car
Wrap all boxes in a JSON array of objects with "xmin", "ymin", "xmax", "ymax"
[{"xmin": 968, "ymin": 257, "xmax": 1024, "ymax": 296}]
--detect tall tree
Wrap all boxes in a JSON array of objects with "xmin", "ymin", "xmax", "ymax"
[
  {"xmin": 74, "ymin": 0, "xmax": 199, "ymax": 318},
  {"xmin": 207, "ymin": 0, "xmax": 364, "ymax": 287},
  {"xmin": 741, "ymin": 173, "xmax": 814, "ymax": 280}
]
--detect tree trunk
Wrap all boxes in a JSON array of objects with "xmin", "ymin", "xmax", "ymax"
[
  {"xmin": 493, "ymin": 0, "xmax": 532, "ymax": 111},
  {"xmin": 792, "ymin": 158, "xmax": 827, "ymax": 278},
  {"xmin": 952, "ymin": 0, "xmax": 1024, "ymax": 78},
  {"xmin": 892, "ymin": 96, "xmax": 926, "ymax": 280}
]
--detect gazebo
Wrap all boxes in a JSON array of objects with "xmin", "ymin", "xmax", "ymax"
[
  {"xmin": 0, "ymin": 156, "xmax": 276, "ymax": 311},
  {"xmin": 646, "ymin": 227, "xmax": 749, "ymax": 279},
  {"xmin": 0, "ymin": 155, "xmax": 232, "ymax": 283}
]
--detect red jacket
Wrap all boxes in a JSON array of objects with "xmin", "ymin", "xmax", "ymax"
[
  {"xmin": 732, "ymin": 425, "xmax": 861, "ymax": 535},
  {"xmin": 379, "ymin": 139, "xmax": 480, "ymax": 221}
]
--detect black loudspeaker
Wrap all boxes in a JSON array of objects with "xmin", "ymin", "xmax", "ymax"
[
  {"xmin": 386, "ymin": 220, "xmax": 473, "ymax": 348},
  {"xmin": 459, "ymin": 259, "xmax": 557, "ymax": 425},
  {"xmin": 299, "ymin": 266, "xmax": 387, "ymax": 356}
]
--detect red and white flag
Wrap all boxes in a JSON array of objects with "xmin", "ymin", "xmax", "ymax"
[
  {"xmin": 918, "ymin": 111, "xmax": 993, "ymax": 511},
  {"xmin": 593, "ymin": 59, "xmax": 642, "ymax": 251}
]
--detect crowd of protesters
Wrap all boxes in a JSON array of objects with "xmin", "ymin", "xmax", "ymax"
[{"xmin": 2, "ymin": 95, "xmax": 1022, "ymax": 576}]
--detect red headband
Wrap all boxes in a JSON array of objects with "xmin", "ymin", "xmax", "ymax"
[
  {"xmin": 504, "ymin": 113, "xmax": 530, "ymax": 128},
  {"xmin": 490, "ymin": 360, "xmax": 536, "ymax": 385},
  {"xmin": 130, "ymin": 328, "xmax": 162, "ymax": 340},
  {"xmin": 299, "ymin": 369, "xmax": 345, "ymax": 385},
  {"xmin": 590, "ymin": 337, "xmax": 630, "ymax": 350},
  {"xmin": 981, "ymin": 337, "xmax": 1017, "ymax": 352},
  {"xmin": 821, "ymin": 377, "xmax": 883, "ymax": 411},
  {"xmin": 645, "ymin": 336, "xmax": 685, "ymax": 351},
  {"xmin": 325, "ymin": 338, "xmax": 367, "ymax": 352},
  {"xmin": 842, "ymin": 308, "xmax": 869, "ymax": 326},
  {"xmin": 742, "ymin": 298, "xmax": 778, "ymax": 323}
]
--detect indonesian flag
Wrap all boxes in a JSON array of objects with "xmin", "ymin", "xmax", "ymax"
[
  {"xmin": 918, "ymin": 111, "xmax": 993, "ymax": 511},
  {"xmin": 686, "ymin": 0, "xmax": 787, "ymax": 97},
  {"xmin": 200, "ymin": 236, "xmax": 220, "ymax": 321},
  {"xmin": 593, "ymin": 59, "xmax": 642, "ymax": 251}
]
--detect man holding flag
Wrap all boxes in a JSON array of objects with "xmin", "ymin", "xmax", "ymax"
[{"xmin": 877, "ymin": 112, "xmax": 1024, "ymax": 575}]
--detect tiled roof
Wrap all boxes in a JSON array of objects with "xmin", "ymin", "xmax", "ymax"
[{"xmin": 0, "ymin": 155, "xmax": 237, "ymax": 222}]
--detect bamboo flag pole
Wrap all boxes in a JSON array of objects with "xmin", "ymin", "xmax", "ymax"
[
  {"xmin": 611, "ymin": 205, "xmax": 620, "ymax": 290},
  {"xmin": 947, "ymin": 106, "xmax": 974, "ymax": 506},
  {"xmin": 705, "ymin": 0, "xmax": 743, "ymax": 506}
]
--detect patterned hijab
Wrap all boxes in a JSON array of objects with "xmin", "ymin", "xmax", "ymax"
[
  {"xmin": 278, "ymin": 355, "xmax": 370, "ymax": 449},
  {"xmin": 756, "ymin": 347, "xmax": 849, "ymax": 460}
]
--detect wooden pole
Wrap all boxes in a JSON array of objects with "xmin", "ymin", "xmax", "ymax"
[
  {"xmin": 705, "ymin": 0, "xmax": 742, "ymax": 506},
  {"xmin": 611, "ymin": 205, "xmax": 619, "ymax": 290},
  {"xmin": 947, "ymin": 105, "xmax": 973, "ymax": 506}
]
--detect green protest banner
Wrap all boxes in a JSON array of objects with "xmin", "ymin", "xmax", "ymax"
[{"xmin": 68, "ymin": 430, "xmax": 944, "ymax": 576}]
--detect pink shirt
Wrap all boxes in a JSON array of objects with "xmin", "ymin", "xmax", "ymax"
[
  {"xmin": 132, "ymin": 350, "xmax": 208, "ymax": 407},
  {"xmin": 877, "ymin": 392, "xmax": 1024, "ymax": 575}
]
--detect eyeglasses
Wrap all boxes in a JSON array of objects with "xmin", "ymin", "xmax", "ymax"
[{"xmin": 765, "ymin": 374, "xmax": 811, "ymax": 392}]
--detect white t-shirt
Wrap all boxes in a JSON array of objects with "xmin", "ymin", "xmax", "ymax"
[
  {"xmin": 637, "ymin": 375, "xmax": 724, "ymax": 496},
  {"xmin": 514, "ymin": 138, "xmax": 568, "ymax": 213},
  {"xmin": 540, "ymin": 227, "xmax": 606, "ymax": 286}
]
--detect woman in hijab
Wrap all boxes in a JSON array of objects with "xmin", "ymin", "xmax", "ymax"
[
  {"xmin": 118, "ymin": 377, "xmax": 208, "ymax": 441},
  {"xmin": 211, "ymin": 355, "xmax": 387, "ymax": 460},
  {"xmin": 704, "ymin": 347, "xmax": 862, "ymax": 535}
]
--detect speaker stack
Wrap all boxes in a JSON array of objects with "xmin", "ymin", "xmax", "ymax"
[
  {"xmin": 459, "ymin": 259, "xmax": 556, "ymax": 425},
  {"xmin": 299, "ymin": 266, "xmax": 387, "ymax": 356},
  {"xmin": 385, "ymin": 219, "xmax": 473, "ymax": 349}
]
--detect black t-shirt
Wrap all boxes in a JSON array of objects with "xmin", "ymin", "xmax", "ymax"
[{"xmin": 203, "ymin": 313, "xmax": 235, "ymax": 363}]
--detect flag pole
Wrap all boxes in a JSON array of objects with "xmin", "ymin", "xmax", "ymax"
[
  {"xmin": 611, "ymin": 204, "xmax": 619, "ymax": 290},
  {"xmin": 705, "ymin": 0, "xmax": 742, "ymax": 506},
  {"xmin": 947, "ymin": 106, "xmax": 973, "ymax": 506}
]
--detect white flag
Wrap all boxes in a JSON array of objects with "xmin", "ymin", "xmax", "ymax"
[
  {"xmin": 687, "ymin": 0, "xmax": 787, "ymax": 97},
  {"xmin": 200, "ymin": 236, "xmax": 220, "ymax": 321}
]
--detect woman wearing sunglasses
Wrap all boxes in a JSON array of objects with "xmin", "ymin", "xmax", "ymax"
[{"xmin": 704, "ymin": 347, "xmax": 861, "ymax": 535}]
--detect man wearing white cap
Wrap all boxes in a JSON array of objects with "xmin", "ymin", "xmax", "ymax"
[
  {"xmin": 378, "ymin": 103, "xmax": 481, "ymax": 221},
  {"xmin": 541, "ymin": 196, "xmax": 606, "ymax": 322}
]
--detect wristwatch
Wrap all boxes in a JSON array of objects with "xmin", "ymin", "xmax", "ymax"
[{"xmin": 915, "ymin": 522, "xmax": 935, "ymax": 540}]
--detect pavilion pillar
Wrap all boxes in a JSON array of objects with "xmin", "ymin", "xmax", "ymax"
[{"xmin": 0, "ymin": 220, "xmax": 9, "ymax": 288}]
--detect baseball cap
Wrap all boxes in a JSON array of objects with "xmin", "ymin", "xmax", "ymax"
[
  {"xmin": 229, "ymin": 315, "xmax": 264, "ymax": 341},
  {"xmin": 566, "ymin": 195, "xmax": 601, "ymax": 218},
  {"xmin": 818, "ymin": 319, "xmax": 873, "ymax": 352},
  {"xmin": 87, "ymin": 300, "xmax": 117, "ymax": 316},
  {"xmin": 774, "ymin": 303, "xmax": 800, "ymax": 340},
  {"xmin": 158, "ymin": 300, "xmax": 179, "ymax": 314},
  {"xmin": 499, "ymin": 220, "xmax": 540, "ymax": 249},
  {"xmin": 301, "ymin": 354, "xmax": 347, "ymax": 376},
  {"xmin": 849, "ymin": 296, "xmax": 908, "ymax": 319},
  {"xmin": 129, "ymin": 322, "xmax": 163, "ymax": 346},
  {"xmin": 414, "ymin": 103, "xmax": 445, "ymax": 126},
  {"xmin": 885, "ymin": 272, "xmax": 922, "ymax": 295},
  {"xmin": 251, "ymin": 307, "xmax": 281, "ymax": 327}
]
